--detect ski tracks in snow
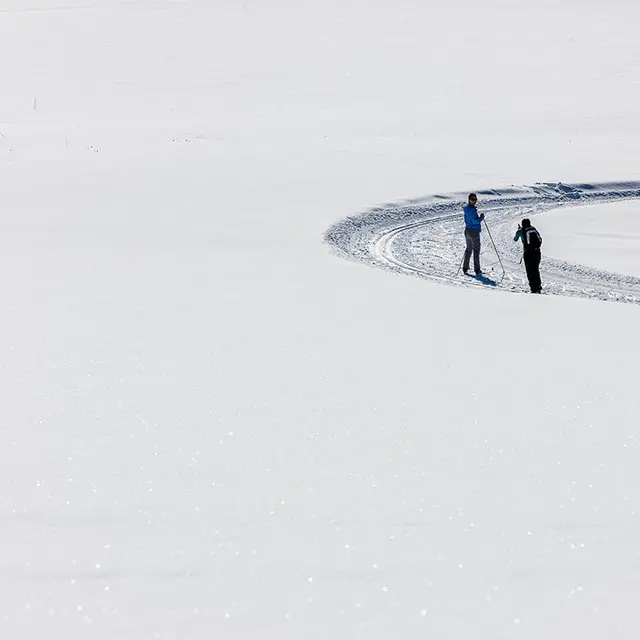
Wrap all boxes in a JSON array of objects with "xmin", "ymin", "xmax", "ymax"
[{"xmin": 325, "ymin": 182, "xmax": 640, "ymax": 305}]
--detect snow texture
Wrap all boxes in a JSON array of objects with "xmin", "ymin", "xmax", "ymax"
[{"xmin": 2, "ymin": 1, "xmax": 640, "ymax": 639}]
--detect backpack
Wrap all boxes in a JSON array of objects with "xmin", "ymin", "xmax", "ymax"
[{"xmin": 524, "ymin": 226, "xmax": 542, "ymax": 250}]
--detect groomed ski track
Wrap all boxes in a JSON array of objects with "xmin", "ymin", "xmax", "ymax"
[{"xmin": 325, "ymin": 182, "xmax": 640, "ymax": 305}]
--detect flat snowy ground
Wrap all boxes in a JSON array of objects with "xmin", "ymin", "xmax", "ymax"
[
  {"xmin": 1, "ymin": 1, "xmax": 640, "ymax": 639},
  {"xmin": 541, "ymin": 200, "xmax": 640, "ymax": 278}
]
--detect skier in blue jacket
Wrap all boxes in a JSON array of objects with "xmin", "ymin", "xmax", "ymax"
[{"xmin": 462, "ymin": 193, "xmax": 484, "ymax": 275}]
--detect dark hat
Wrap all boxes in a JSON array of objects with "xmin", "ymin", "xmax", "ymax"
[
  {"xmin": 468, "ymin": 192, "xmax": 477, "ymax": 201},
  {"xmin": 521, "ymin": 218, "xmax": 531, "ymax": 228}
]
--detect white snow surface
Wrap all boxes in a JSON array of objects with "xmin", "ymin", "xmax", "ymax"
[
  {"xmin": 1, "ymin": 1, "xmax": 640, "ymax": 639},
  {"xmin": 541, "ymin": 199, "xmax": 640, "ymax": 278}
]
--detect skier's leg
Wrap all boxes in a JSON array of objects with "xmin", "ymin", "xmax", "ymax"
[
  {"xmin": 462, "ymin": 229, "xmax": 472, "ymax": 272},
  {"xmin": 472, "ymin": 230, "xmax": 482, "ymax": 274},
  {"xmin": 524, "ymin": 253, "xmax": 536, "ymax": 292},
  {"xmin": 532, "ymin": 251, "xmax": 542, "ymax": 292}
]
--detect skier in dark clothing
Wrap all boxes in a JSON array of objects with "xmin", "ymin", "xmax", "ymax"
[
  {"xmin": 514, "ymin": 218, "xmax": 543, "ymax": 293},
  {"xmin": 462, "ymin": 193, "xmax": 484, "ymax": 275}
]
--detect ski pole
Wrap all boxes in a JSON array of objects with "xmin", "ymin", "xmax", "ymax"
[
  {"xmin": 482, "ymin": 218, "xmax": 506, "ymax": 280},
  {"xmin": 455, "ymin": 252, "xmax": 465, "ymax": 276}
]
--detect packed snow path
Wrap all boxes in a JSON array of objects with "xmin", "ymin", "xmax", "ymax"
[{"xmin": 325, "ymin": 182, "xmax": 640, "ymax": 304}]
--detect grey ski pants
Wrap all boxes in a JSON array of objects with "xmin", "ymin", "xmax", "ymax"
[{"xmin": 463, "ymin": 227, "xmax": 481, "ymax": 273}]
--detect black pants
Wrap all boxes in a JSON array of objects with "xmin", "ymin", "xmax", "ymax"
[
  {"xmin": 524, "ymin": 249, "xmax": 542, "ymax": 293},
  {"xmin": 463, "ymin": 228, "xmax": 481, "ymax": 274}
]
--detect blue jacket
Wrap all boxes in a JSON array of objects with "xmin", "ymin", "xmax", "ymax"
[{"xmin": 464, "ymin": 204, "xmax": 482, "ymax": 230}]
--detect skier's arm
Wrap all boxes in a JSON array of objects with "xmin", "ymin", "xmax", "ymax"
[{"xmin": 514, "ymin": 227, "xmax": 522, "ymax": 242}]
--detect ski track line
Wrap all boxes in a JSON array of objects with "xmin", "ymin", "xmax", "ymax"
[{"xmin": 325, "ymin": 181, "xmax": 640, "ymax": 305}]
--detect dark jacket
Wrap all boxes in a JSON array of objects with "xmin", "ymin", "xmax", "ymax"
[{"xmin": 514, "ymin": 225, "xmax": 542, "ymax": 252}]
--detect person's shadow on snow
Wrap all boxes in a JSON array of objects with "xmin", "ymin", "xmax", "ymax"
[{"xmin": 474, "ymin": 274, "xmax": 498, "ymax": 287}]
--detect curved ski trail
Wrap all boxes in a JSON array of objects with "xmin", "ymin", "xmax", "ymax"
[{"xmin": 325, "ymin": 182, "xmax": 640, "ymax": 305}]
